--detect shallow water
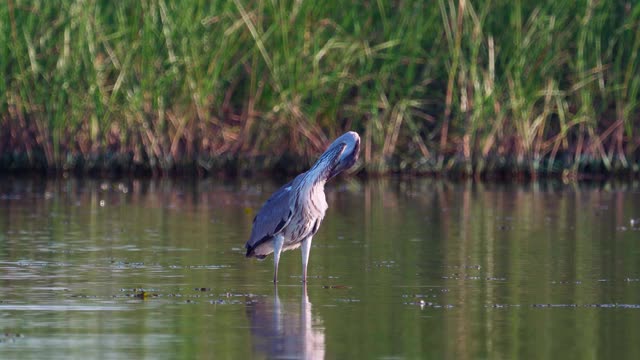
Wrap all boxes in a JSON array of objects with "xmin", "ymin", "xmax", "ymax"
[{"xmin": 1, "ymin": 177, "xmax": 640, "ymax": 359}]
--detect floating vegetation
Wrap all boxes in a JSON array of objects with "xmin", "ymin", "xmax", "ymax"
[
  {"xmin": 369, "ymin": 260, "xmax": 397, "ymax": 269},
  {"xmin": 112, "ymin": 287, "xmax": 261, "ymax": 305},
  {"xmin": 335, "ymin": 298, "xmax": 361, "ymax": 303},
  {"xmin": 209, "ymin": 298, "xmax": 253, "ymax": 306},
  {"xmin": 402, "ymin": 293, "xmax": 440, "ymax": 300},
  {"xmin": 322, "ymin": 285, "xmax": 350, "ymax": 289},
  {"xmin": 119, "ymin": 288, "xmax": 159, "ymax": 298},
  {"xmin": 111, "ymin": 261, "xmax": 147, "ymax": 269},
  {"xmin": 2, "ymin": 1, "xmax": 640, "ymax": 177},
  {"xmin": 485, "ymin": 303, "xmax": 640, "ymax": 309},
  {"xmin": 404, "ymin": 300, "xmax": 454, "ymax": 309},
  {"xmin": 134, "ymin": 291, "xmax": 156, "ymax": 300},
  {"xmin": 551, "ymin": 280, "xmax": 583, "ymax": 285},
  {"xmin": 533, "ymin": 303, "xmax": 640, "ymax": 309},
  {"xmin": 0, "ymin": 333, "xmax": 24, "ymax": 343},
  {"xmin": 167, "ymin": 264, "xmax": 230, "ymax": 270},
  {"xmin": 441, "ymin": 274, "xmax": 494, "ymax": 281},
  {"xmin": 531, "ymin": 304, "xmax": 579, "ymax": 308}
]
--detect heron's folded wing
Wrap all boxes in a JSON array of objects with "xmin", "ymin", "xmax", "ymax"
[{"xmin": 245, "ymin": 180, "xmax": 295, "ymax": 256}]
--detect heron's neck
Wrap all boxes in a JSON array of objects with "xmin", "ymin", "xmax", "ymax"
[
  {"xmin": 305, "ymin": 153, "xmax": 334, "ymax": 185},
  {"xmin": 290, "ymin": 163, "xmax": 327, "ymax": 205},
  {"xmin": 294, "ymin": 170, "xmax": 327, "ymax": 213},
  {"xmin": 299, "ymin": 169, "xmax": 327, "ymax": 193}
]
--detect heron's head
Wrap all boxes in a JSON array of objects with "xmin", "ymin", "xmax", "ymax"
[
  {"xmin": 324, "ymin": 131, "xmax": 360, "ymax": 179},
  {"xmin": 306, "ymin": 131, "xmax": 360, "ymax": 183}
]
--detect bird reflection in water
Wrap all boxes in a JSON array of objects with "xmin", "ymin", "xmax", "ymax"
[{"xmin": 246, "ymin": 286, "xmax": 325, "ymax": 359}]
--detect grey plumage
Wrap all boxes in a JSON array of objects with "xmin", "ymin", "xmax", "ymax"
[{"xmin": 245, "ymin": 131, "xmax": 360, "ymax": 283}]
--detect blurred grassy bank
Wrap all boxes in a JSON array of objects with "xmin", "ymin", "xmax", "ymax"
[{"xmin": 2, "ymin": 0, "xmax": 640, "ymax": 177}]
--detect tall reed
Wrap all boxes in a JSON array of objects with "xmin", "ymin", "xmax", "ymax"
[{"xmin": 1, "ymin": 0, "xmax": 639, "ymax": 176}]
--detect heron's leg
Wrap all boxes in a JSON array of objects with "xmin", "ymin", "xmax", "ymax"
[
  {"xmin": 301, "ymin": 236, "xmax": 313, "ymax": 282},
  {"xmin": 273, "ymin": 235, "xmax": 284, "ymax": 283}
]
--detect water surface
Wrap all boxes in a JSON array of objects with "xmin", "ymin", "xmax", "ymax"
[{"xmin": 1, "ymin": 177, "xmax": 640, "ymax": 359}]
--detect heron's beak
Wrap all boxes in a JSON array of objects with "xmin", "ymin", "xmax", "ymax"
[{"xmin": 329, "ymin": 137, "xmax": 360, "ymax": 178}]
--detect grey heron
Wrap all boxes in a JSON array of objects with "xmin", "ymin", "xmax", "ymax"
[{"xmin": 245, "ymin": 131, "xmax": 360, "ymax": 283}]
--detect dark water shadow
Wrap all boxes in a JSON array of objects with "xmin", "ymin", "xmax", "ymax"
[{"xmin": 246, "ymin": 286, "xmax": 325, "ymax": 359}]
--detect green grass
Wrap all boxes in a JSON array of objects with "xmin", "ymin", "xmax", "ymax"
[{"xmin": 1, "ymin": 0, "xmax": 640, "ymax": 177}]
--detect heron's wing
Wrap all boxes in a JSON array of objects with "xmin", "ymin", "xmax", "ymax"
[{"xmin": 245, "ymin": 179, "xmax": 296, "ymax": 257}]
